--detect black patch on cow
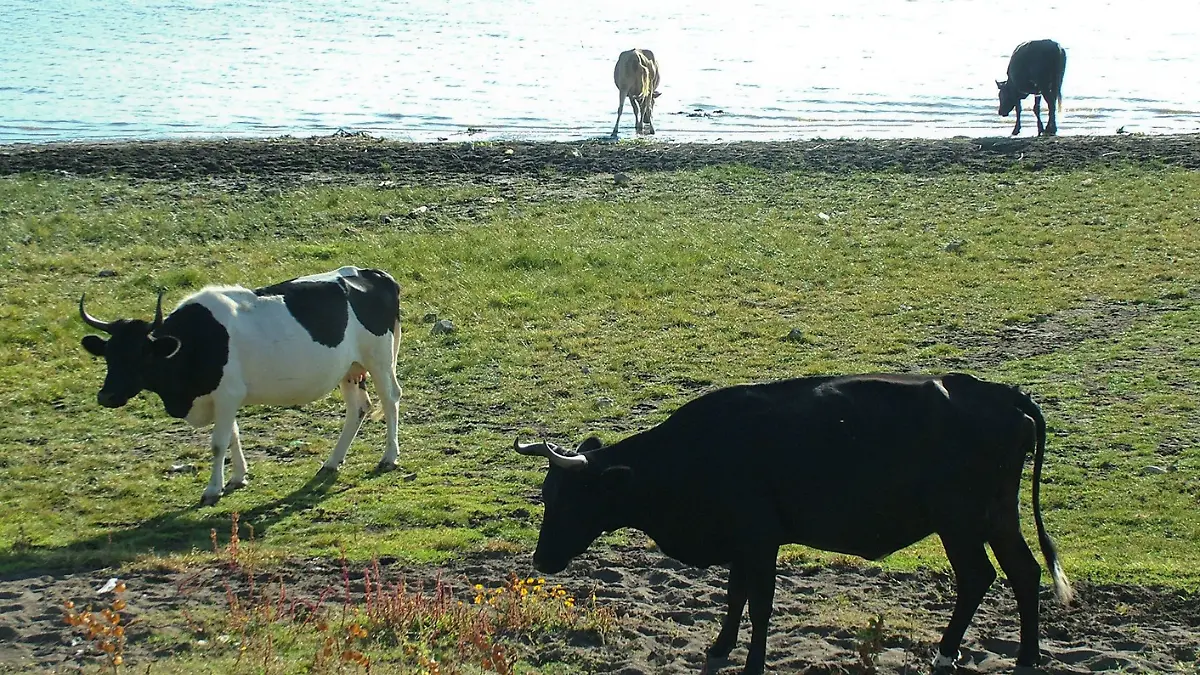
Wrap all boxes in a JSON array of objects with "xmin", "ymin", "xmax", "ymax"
[
  {"xmin": 255, "ymin": 279, "xmax": 349, "ymax": 348},
  {"xmin": 147, "ymin": 303, "xmax": 230, "ymax": 419},
  {"xmin": 346, "ymin": 268, "xmax": 401, "ymax": 337},
  {"xmin": 254, "ymin": 268, "xmax": 400, "ymax": 347}
]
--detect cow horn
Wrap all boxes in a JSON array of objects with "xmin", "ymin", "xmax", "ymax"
[
  {"xmin": 152, "ymin": 290, "xmax": 166, "ymax": 329},
  {"xmin": 79, "ymin": 293, "xmax": 116, "ymax": 333},
  {"xmin": 512, "ymin": 438, "xmax": 589, "ymax": 469}
]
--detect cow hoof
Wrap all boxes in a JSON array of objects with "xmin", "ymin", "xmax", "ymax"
[
  {"xmin": 706, "ymin": 643, "xmax": 734, "ymax": 660},
  {"xmin": 225, "ymin": 478, "xmax": 249, "ymax": 492},
  {"xmin": 199, "ymin": 492, "xmax": 222, "ymax": 507},
  {"xmin": 375, "ymin": 460, "xmax": 398, "ymax": 473},
  {"xmin": 316, "ymin": 465, "xmax": 340, "ymax": 477}
]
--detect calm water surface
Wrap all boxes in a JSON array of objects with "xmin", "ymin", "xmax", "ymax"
[{"xmin": 2, "ymin": 0, "xmax": 1198, "ymax": 144}]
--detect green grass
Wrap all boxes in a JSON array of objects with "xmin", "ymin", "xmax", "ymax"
[{"xmin": 1, "ymin": 165, "xmax": 1198, "ymax": 592}]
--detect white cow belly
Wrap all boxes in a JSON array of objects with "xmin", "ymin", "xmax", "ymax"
[{"xmin": 233, "ymin": 337, "xmax": 356, "ymax": 407}]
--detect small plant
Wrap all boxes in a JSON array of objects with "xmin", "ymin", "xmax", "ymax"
[
  {"xmin": 63, "ymin": 580, "xmax": 134, "ymax": 672},
  {"xmin": 178, "ymin": 515, "xmax": 616, "ymax": 673},
  {"xmin": 856, "ymin": 613, "xmax": 886, "ymax": 673}
]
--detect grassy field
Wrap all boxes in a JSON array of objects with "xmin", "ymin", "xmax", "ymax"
[
  {"xmin": 1, "ymin": 163, "xmax": 1199, "ymax": 587},
  {"xmin": 1, "ymin": 155, "xmax": 1200, "ymax": 673}
]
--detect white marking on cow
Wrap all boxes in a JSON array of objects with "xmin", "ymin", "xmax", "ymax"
[
  {"xmin": 294, "ymin": 265, "xmax": 362, "ymax": 284},
  {"xmin": 931, "ymin": 650, "xmax": 958, "ymax": 669},
  {"xmin": 933, "ymin": 379, "xmax": 950, "ymax": 399}
]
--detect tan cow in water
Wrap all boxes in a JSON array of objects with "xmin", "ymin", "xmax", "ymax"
[{"xmin": 612, "ymin": 49, "xmax": 660, "ymax": 137}]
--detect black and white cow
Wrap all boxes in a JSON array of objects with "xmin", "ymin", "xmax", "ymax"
[
  {"xmin": 514, "ymin": 373, "xmax": 1072, "ymax": 674},
  {"xmin": 80, "ymin": 266, "xmax": 402, "ymax": 506}
]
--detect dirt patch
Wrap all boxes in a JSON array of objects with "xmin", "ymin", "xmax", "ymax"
[
  {"xmin": 2, "ymin": 545, "xmax": 1196, "ymax": 674},
  {"xmin": 924, "ymin": 295, "xmax": 1195, "ymax": 371},
  {"xmin": 3, "ymin": 134, "xmax": 1200, "ymax": 180}
]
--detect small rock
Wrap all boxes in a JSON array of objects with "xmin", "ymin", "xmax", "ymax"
[
  {"xmin": 504, "ymin": 148, "xmax": 514, "ymax": 155},
  {"xmin": 431, "ymin": 319, "xmax": 456, "ymax": 335},
  {"xmin": 422, "ymin": 312, "xmax": 438, "ymax": 323},
  {"xmin": 613, "ymin": 172, "xmax": 631, "ymax": 185},
  {"xmin": 581, "ymin": 365, "xmax": 591, "ymax": 374},
  {"xmin": 1080, "ymin": 178, "xmax": 1094, "ymax": 187},
  {"xmin": 97, "ymin": 269, "xmax": 118, "ymax": 278},
  {"xmin": 570, "ymin": 149, "xmax": 582, "ymax": 158},
  {"xmin": 402, "ymin": 473, "xmax": 418, "ymax": 482},
  {"xmin": 596, "ymin": 396, "xmax": 615, "ymax": 408},
  {"xmin": 785, "ymin": 328, "xmax": 805, "ymax": 342},
  {"xmin": 817, "ymin": 212, "xmax": 830, "ymax": 222},
  {"xmin": 168, "ymin": 463, "xmax": 197, "ymax": 474},
  {"xmin": 944, "ymin": 240, "xmax": 966, "ymax": 253},
  {"xmin": 96, "ymin": 577, "xmax": 120, "ymax": 594},
  {"xmin": 409, "ymin": 205, "xmax": 428, "ymax": 217},
  {"xmin": 1141, "ymin": 465, "xmax": 1168, "ymax": 475}
]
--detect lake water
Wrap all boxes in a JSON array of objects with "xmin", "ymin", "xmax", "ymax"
[{"xmin": 2, "ymin": 0, "xmax": 1198, "ymax": 144}]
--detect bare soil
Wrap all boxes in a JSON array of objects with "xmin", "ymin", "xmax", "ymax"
[
  {"xmin": 3, "ymin": 133, "xmax": 1200, "ymax": 180},
  {"xmin": 2, "ymin": 545, "xmax": 1198, "ymax": 673}
]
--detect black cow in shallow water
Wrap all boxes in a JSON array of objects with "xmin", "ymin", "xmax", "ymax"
[
  {"xmin": 514, "ymin": 373, "xmax": 1072, "ymax": 674},
  {"xmin": 997, "ymin": 39, "xmax": 1067, "ymax": 136},
  {"xmin": 80, "ymin": 266, "xmax": 402, "ymax": 506}
]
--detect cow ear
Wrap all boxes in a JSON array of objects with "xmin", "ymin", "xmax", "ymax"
[
  {"xmin": 81, "ymin": 335, "xmax": 108, "ymax": 357},
  {"xmin": 653, "ymin": 90, "xmax": 661, "ymax": 98},
  {"xmin": 577, "ymin": 435, "xmax": 604, "ymax": 453},
  {"xmin": 996, "ymin": 79, "xmax": 1005, "ymax": 89},
  {"xmin": 150, "ymin": 335, "xmax": 182, "ymax": 359},
  {"xmin": 600, "ymin": 465, "xmax": 633, "ymax": 494}
]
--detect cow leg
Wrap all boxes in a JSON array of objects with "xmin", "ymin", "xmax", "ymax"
[
  {"xmin": 642, "ymin": 98, "xmax": 655, "ymax": 135},
  {"xmin": 1033, "ymin": 95, "xmax": 1045, "ymax": 136},
  {"xmin": 224, "ymin": 421, "xmax": 249, "ymax": 491},
  {"xmin": 611, "ymin": 93, "xmax": 625, "ymax": 138},
  {"xmin": 935, "ymin": 535, "xmax": 997, "ymax": 668},
  {"xmin": 201, "ymin": 402, "xmax": 241, "ymax": 506},
  {"xmin": 319, "ymin": 378, "xmax": 371, "ymax": 474},
  {"xmin": 707, "ymin": 564, "xmax": 748, "ymax": 659},
  {"xmin": 1012, "ymin": 104, "xmax": 1022, "ymax": 136},
  {"xmin": 741, "ymin": 551, "xmax": 778, "ymax": 675},
  {"xmin": 372, "ymin": 366, "xmax": 402, "ymax": 471},
  {"xmin": 990, "ymin": 514, "xmax": 1043, "ymax": 666},
  {"xmin": 631, "ymin": 97, "xmax": 644, "ymax": 134},
  {"xmin": 1046, "ymin": 94, "xmax": 1058, "ymax": 135}
]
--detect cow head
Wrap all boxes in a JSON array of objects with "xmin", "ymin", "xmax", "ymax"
[
  {"xmin": 996, "ymin": 79, "xmax": 1022, "ymax": 117},
  {"xmin": 513, "ymin": 437, "xmax": 634, "ymax": 574},
  {"xmin": 79, "ymin": 292, "xmax": 181, "ymax": 408}
]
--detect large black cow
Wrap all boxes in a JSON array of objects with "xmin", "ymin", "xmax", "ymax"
[
  {"xmin": 513, "ymin": 373, "xmax": 1072, "ymax": 674},
  {"xmin": 997, "ymin": 39, "xmax": 1067, "ymax": 136},
  {"xmin": 80, "ymin": 266, "xmax": 403, "ymax": 506}
]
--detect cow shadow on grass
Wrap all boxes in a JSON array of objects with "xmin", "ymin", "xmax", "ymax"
[{"xmin": 0, "ymin": 470, "xmax": 351, "ymax": 580}]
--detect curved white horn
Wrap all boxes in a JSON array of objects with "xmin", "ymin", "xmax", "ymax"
[
  {"xmin": 79, "ymin": 293, "xmax": 116, "ymax": 333},
  {"xmin": 512, "ymin": 438, "xmax": 588, "ymax": 469}
]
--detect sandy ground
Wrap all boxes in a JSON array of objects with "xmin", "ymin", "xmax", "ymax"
[{"xmin": 1, "ymin": 544, "xmax": 1197, "ymax": 674}]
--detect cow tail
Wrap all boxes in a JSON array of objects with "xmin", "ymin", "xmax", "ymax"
[
  {"xmin": 638, "ymin": 57, "xmax": 652, "ymax": 100},
  {"xmin": 1018, "ymin": 391, "xmax": 1073, "ymax": 604}
]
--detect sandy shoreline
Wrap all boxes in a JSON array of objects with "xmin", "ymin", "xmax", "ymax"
[{"xmin": 3, "ymin": 133, "xmax": 1200, "ymax": 179}]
